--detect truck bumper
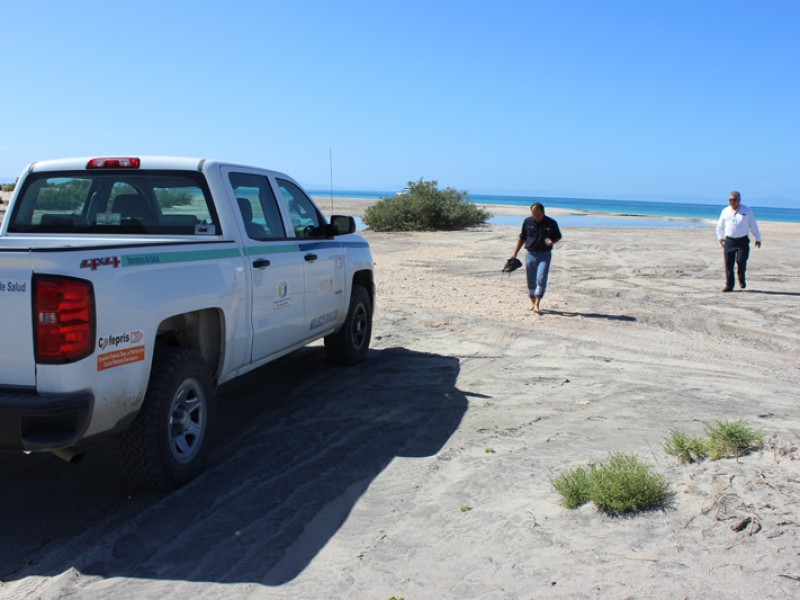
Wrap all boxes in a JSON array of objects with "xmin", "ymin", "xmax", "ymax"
[{"xmin": 0, "ymin": 390, "xmax": 94, "ymax": 451}]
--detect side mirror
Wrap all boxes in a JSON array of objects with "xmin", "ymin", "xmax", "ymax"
[{"xmin": 330, "ymin": 215, "xmax": 356, "ymax": 235}]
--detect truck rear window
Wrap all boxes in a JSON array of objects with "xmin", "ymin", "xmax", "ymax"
[{"xmin": 8, "ymin": 170, "xmax": 220, "ymax": 236}]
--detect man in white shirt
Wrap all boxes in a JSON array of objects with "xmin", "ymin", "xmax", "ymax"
[{"xmin": 716, "ymin": 191, "xmax": 762, "ymax": 292}]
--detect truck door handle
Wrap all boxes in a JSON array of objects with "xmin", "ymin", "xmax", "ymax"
[
  {"xmin": 252, "ymin": 259, "xmax": 271, "ymax": 269},
  {"xmin": 304, "ymin": 253, "xmax": 318, "ymax": 262}
]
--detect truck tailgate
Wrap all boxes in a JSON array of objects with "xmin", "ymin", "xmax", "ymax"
[{"xmin": 0, "ymin": 256, "xmax": 36, "ymax": 386}]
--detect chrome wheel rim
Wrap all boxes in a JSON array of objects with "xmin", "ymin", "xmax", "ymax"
[
  {"xmin": 351, "ymin": 303, "xmax": 369, "ymax": 350},
  {"xmin": 168, "ymin": 377, "xmax": 207, "ymax": 464}
]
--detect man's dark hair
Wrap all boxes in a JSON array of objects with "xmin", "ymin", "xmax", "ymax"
[{"xmin": 531, "ymin": 202, "xmax": 545, "ymax": 214}]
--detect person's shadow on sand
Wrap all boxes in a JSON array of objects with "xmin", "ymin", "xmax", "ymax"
[
  {"xmin": 741, "ymin": 289, "xmax": 800, "ymax": 297},
  {"xmin": 0, "ymin": 347, "xmax": 466, "ymax": 586},
  {"xmin": 542, "ymin": 309, "xmax": 637, "ymax": 321}
]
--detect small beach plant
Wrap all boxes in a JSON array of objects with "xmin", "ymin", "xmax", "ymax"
[
  {"xmin": 665, "ymin": 420, "xmax": 763, "ymax": 462},
  {"xmin": 553, "ymin": 453, "xmax": 669, "ymax": 514},
  {"xmin": 663, "ymin": 429, "xmax": 708, "ymax": 463},
  {"xmin": 552, "ymin": 464, "xmax": 593, "ymax": 508},
  {"xmin": 705, "ymin": 419, "xmax": 763, "ymax": 460},
  {"xmin": 589, "ymin": 453, "xmax": 670, "ymax": 514}
]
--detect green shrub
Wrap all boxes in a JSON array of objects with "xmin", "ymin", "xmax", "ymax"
[
  {"xmin": 665, "ymin": 420, "xmax": 763, "ymax": 463},
  {"xmin": 663, "ymin": 429, "xmax": 708, "ymax": 464},
  {"xmin": 705, "ymin": 420, "xmax": 763, "ymax": 460},
  {"xmin": 553, "ymin": 453, "xmax": 669, "ymax": 514},
  {"xmin": 590, "ymin": 453, "xmax": 670, "ymax": 514},
  {"xmin": 363, "ymin": 178, "xmax": 491, "ymax": 231},
  {"xmin": 552, "ymin": 465, "xmax": 593, "ymax": 508}
]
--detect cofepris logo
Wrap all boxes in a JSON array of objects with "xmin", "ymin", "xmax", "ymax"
[
  {"xmin": 278, "ymin": 281, "xmax": 288, "ymax": 299},
  {"xmin": 97, "ymin": 329, "xmax": 146, "ymax": 371},
  {"xmin": 98, "ymin": 330, "xmax": 144, "ymax": 351}
]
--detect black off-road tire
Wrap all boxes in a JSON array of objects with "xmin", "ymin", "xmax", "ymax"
[
  {"xmin": 324, "ymin": 284, "xmax": 372, "ymax": 365},
  {"xmin": 118, "ymin": 347, "xmax": 216, "ymax": 491}
]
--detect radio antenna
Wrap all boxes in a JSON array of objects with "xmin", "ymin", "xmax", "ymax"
[{"xmin": 329, "ymin": 147, "xmax": 334, "ymax": 214}]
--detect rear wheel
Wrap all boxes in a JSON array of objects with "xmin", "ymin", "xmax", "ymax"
[
  {"xmin": 119, "ymin": 347, "xmax": 215, "ymax": 491},
  {"xmin": 324, "ymin": 284, "xmax": 372, "ymax": 365}
]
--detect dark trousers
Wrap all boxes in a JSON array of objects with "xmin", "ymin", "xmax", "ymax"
[{"xmin": 723, "ymin": 236, "xmax": 749, "ymax": 289}]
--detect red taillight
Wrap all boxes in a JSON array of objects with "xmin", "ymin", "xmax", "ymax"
[
  {"xmin": 34, "ymin": 276, "xmax": 95, "ymax": 364},
  {"xmin": 86, "ymin": 157, "xmax": 141, "ymax": 169}
]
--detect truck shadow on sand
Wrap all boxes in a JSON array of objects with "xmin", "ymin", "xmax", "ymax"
[{"xmin": 0, "ymin": 347, "xmax": 466, "ymax": 586}]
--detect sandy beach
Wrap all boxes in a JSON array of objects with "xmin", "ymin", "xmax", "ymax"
[{"xmin": 1, "ymin": 195, "xmax": 799, "ymax": 599}]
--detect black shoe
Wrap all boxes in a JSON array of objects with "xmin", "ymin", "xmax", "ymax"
[
  {"xmin": 739, "ymin": 281, "xmax": 746, "ymax": 289},
  {"xmin": 722, "ymin": 287, "xmax": 733, "ymax": 292}
]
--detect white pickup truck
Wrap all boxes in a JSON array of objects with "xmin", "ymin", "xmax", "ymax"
[{"xmin": 0, "ymin": 156, "xmax": 374, "ymax": 489}]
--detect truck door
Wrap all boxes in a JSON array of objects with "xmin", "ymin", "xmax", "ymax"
[
  {"xmin": 276, "ymin": 179, "xmax": 346, "ymax": 336},
  {"xmin": 227, "ymin": 171, "xmax": 306, "ymax": 363}
]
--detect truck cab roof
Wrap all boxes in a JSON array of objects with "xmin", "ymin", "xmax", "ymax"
[{"xmin": 26, "ymin": 156, "xmax": 293, "ymax": 181}]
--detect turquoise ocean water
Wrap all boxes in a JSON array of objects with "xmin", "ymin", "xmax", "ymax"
[{"xmin": 310, "ymin": 189, "xmax": 800, "ymax": 226}]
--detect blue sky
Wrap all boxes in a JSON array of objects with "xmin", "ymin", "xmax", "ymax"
[{"xmin": 1, "ymin": 1, "xmax": 798, "ymax": 207}]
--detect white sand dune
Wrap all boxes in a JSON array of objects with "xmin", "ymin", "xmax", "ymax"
[{"xmin": 1, "ymin": 197, "xmax": 798, "ymax": 599}]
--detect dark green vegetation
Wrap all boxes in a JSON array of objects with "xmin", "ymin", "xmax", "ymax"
[{"xmin": 363, "ymin": 178, "xmax": 491, "ymax": 231}]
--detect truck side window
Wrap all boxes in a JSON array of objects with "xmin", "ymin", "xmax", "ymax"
[
  {"xmin": 277, "ymin": 179, "xmax": 322, "ymax": 239},
  {"xmin": 228, "ymin": 173, "xmax": 286, "ymax": 240}
]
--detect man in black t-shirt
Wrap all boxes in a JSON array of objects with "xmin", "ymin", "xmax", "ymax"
[{"xmin": 510, "ymin": 202, "xmax": 562, "ymax": 314}]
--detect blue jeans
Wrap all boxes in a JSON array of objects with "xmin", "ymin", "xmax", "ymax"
[{"xmin": 525, "ymin": 251, "xmax": 552, "ymax": 298}]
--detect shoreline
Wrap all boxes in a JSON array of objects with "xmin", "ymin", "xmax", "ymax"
[
  {"xmin": 316, "ymin": 196, "xmax": 718, "ymax": 227},
  {"xmin": 314, "ymin": 195, "xmax": 800, "ymax": 224}
]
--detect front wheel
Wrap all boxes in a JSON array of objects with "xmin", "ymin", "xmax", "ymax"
[
  {"xmin": 118, "ymin": 347, "xmax": 216, "ymax": 491},
  {"xmin": 324, "ymin": 284, "xmax": 372, "ymax": 365}
]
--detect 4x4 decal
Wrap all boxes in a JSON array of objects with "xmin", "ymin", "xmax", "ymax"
[{"xmin": 80, "ymin": 256, "xmax": 121, "ymax": 270}]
